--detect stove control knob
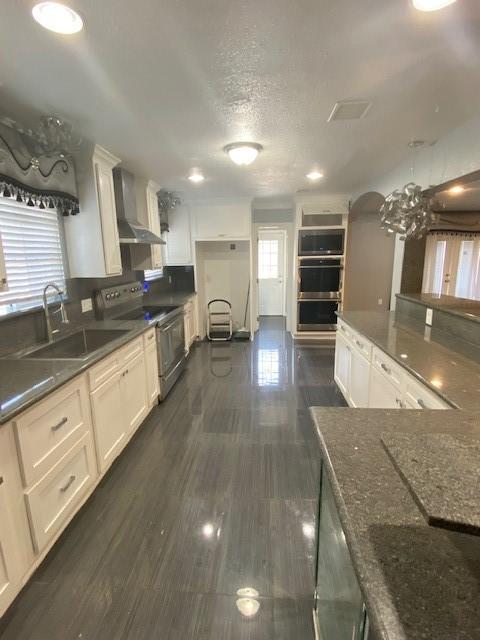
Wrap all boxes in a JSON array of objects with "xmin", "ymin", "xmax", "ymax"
[
  {"xmin": 130, "ymin": 287, "xmax": 135, "ymax": 292},
  {"xmin": 106, "ymin": 293, "xmax": 111, "ymax": 300}
]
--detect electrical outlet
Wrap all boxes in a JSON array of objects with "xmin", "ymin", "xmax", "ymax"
[
  {"xmin": 81, "ymin": 298, "xmax": 93, "ymax": 313},
  {"xmin": 378, "ymin": 298, "xmax": 383, "ymax": 305},
  {"xmin": 425, "ymin": 308, "xmax": 433, "ymax": 326}
]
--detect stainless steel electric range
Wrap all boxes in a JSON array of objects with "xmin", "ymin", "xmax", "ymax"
[{"xmin": 94, "ymin": 282, "xmax": 186, "ymax": 400}]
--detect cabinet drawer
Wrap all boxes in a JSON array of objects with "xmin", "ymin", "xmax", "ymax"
[
  {"xmin": 349, "ymin": 328, "xmax": 372, "ymax": 362},
  {"xmin": 143, "ymin": 328, "xmax": 156, "ymax": 348},
  {"xmin": 372, "ymin": 347, "xmax": 403, "ymax": 390},
  {"xmin": 88, "ymin": 350, "xmax": 120, "ymax": 391},
  {"xmin": 118, "ymin": 336, "xmax": 143, "ymax": 365},
  {"xmin": 14, "ymin": 376, "xmax": 91, "ymax": 487},
  {"xmin": 337, "ymin": 319, "xmax": 353, "ymax": 342},
  {"xmin": 25, "ymin": 433, "xmax": 96, "ymax": 552},
  {"xmin": 404, "ymin": 374, "xmax": 450, "ymax": 410}
]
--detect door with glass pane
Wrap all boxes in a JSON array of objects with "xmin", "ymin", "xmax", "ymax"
[
  {"xmin": 422, "ymin": 232, "xmax": 480, "ymax": 299},
  {"xmin": 258, "ymin": 230, "xmax": 286, "ymax": 316}
]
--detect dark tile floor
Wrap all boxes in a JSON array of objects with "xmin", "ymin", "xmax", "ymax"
[{"xmin": 0, "ymin": 317, "xmax": 346, "ymax": 640}]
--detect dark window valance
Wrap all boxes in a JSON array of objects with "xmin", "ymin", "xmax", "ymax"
[{"xmin": 0, "ymin": 121, "xmax": 79, "ymax": 216}]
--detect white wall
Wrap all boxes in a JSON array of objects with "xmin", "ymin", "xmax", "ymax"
[{"xmin": 195, "ymin": 240, "xmax": 251, "ymax": 337}]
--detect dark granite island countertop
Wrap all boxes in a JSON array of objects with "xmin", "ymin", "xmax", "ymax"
[
  {"xmin": 311, "ymin": 406, "xmax": 480, "ymax": 640},
  {"xmin": 337, "ymin": 310, "xmax": 480, "ymax": 411}
]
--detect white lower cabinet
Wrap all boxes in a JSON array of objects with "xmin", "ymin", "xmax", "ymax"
[
  {"xmin": 334, "ymin": 331, "xmax": 351, "ymax": 399},
  {"xmin": 25, "ymin": 433, "xmax": 97, "ymax": 553},
  {"xmin": 145, "ymin": 342, "xmax": 160, "ymax": 406},
  {"xmin": 369, "ymin": 366, "xmax": 404, "ymax": 409},
  {"xmin": 335, "ymin": 319, "xmax": 449, "ymax": 411},
  {"xmin": 120, "ymin": 351, "xmax": 148, "ymax": 434},
  {"xmin": 0, "ymin": 421, "xmax": 34, "ymax": 618},
  {"xmin": 0, "ymin": 328, "xmax": 160, "ymax": 618},
  {"xmin": 349, "ymin": 347, "xmax": 370, "ymax": 408},
  {"xmin": 90, "ymin": 371, "xmax": 126, "ymax": 473},
  {"xmin": 0, "ymin": 480, "xmax": 22, "ymax": 616}
]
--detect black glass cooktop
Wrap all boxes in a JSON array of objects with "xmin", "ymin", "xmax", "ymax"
[{"xmin": 115, "ymin": 305, "xmax": 177, "ymax": 321}]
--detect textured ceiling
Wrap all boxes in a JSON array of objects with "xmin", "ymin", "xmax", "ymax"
[{"xmin": 1, "ymin": 0, "xmax": 480, "ymax": 200}]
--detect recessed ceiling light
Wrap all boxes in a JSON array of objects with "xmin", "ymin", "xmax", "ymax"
[
  {"xmin": 412, "ymin": 0, "xmax": 456, "ymax": 11},
  {"xmin": 306, "ymin": 170, "xmax": 324, "ymax": 181},
  {"xmin": 32, "ymin": 2, "xmax": 83, "ymax": 34},
  {"xmin": 448, "ymin": 185, "xmax": 464, "ymax": 194},
  {"xmin": 224, "ymin": 142, "xmax": 263, "ymax": 166},
  {"xmin": 188, "ymin": 171, "xmax": 205, "ymax": 184}
]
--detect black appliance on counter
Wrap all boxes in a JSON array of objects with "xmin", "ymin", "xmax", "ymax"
[{"xmin": 298, "ymin": 228, "xmax": 345, "ymax": 256}]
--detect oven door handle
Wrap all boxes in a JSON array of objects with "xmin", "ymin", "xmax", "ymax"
[{"xmin": 298, "ymin": 265, "xmax": 343, "ymax": 269}]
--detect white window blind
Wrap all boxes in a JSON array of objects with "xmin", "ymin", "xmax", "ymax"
[
  {"xmin": 0, "ymin": 199, "xmax": 66, "ymax": 313},
  {"xmin": 144, "ymin": 268, "xmax": 164, "ymax": 282}
]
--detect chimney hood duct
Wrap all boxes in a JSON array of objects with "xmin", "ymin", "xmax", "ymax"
[{"xmin": 113, "ymin": 167, "xmax": 165, "ymax": 245}]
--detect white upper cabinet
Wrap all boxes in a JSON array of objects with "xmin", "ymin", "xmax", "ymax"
[
  {"xmin": 131, "ymin": 179, "xmax": 164, "ymax": 270},
  {"xmin": 146, "ymin": 182, "xmax": 163, "ymax": 269},
  {"xmin": 191, "ymin": 201, "xmax": 251, "ymax": 240},
  {"xmin": 65, "ymin": 144, "xmax": 121, "ymax": 278},
  {"xmin": 0, "ymin": 232, "xmax": 7, "ymax": 292},
  {"xmin": 164, "ymin": 204, "xmax": 192, "ymax": 265}
]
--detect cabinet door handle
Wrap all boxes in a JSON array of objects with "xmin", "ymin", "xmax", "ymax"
[
  {"xmin": 417, "ymin": 398, "xmax": 427, "ymax": 409},
  {"xmin": 51, "ymin": 417, "xmax": 68, "ymax": 432},
  {"xmin": 356, "ymin": 340, "xmax": 363, "ymax": 349},
  {"xmin": 380, "ymin": 363, "xmax": 391, "ymax": 375},
  {"xmin": 0, "ymin": 476, "xmax": 3, "ymax": 486},
  {"xmin": 59, "ymin": 475, "xmax": 76, "ymax": 493},
  {"xmin": 396, "ymin": 398, "xmax": 405, "ymax": 408}
]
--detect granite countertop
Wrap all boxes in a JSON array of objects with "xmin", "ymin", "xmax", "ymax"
[
  {"xmin": 397, "ymin": 292, "xmax": 480, "ymax": 323},
  {"xmin": 337, "ymin": 310, "xmax": 480, "ymax": 411},
  {"xmin": 311, "ymin": 407, "xmax": 480, "ymax": 640},
  {"xmin": 0, "ymin": 318, "xmax": 157, "ymax": 425}
]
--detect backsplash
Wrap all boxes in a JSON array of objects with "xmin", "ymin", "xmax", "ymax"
[{"xmin": 0, "ymin": 266, "xmax": 195, "ymax": 357}]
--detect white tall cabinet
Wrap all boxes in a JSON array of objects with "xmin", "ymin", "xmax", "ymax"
[
  {"xmin": 163, "ymin": 204, "xmax": 192, "ymax": 265},
  {"xmin": 65, "ymin": 144, "xmax": 122, "ymax": 278}
]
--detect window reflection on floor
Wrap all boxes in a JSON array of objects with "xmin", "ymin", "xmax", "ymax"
[{"xmin": 257, "ymin": 348, "xmax": 280, "ymax": 386}]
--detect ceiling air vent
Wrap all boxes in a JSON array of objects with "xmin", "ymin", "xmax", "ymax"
[{"xmin": 328, "ymin": 100, "xmax": 372, "ymax": 122}]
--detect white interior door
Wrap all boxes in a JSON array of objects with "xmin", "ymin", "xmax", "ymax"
[{"xmin": 258, "ymin": 230, "xmax": 285, "ymax": 316}]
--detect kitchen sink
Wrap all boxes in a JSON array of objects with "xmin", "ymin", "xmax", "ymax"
[{"xmin": 22, "ymin": 329, "xmax": 130, "ymax": 360}]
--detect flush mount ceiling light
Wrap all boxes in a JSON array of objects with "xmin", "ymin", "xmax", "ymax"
[
  {"xmin": 412, "ymin": 0, "xmax": 456, "ymax": 11},
  {"xmin": 224, "ymin": 142, "xmax": 263, "ymax": 166},
  {"xmin": 306, "ymin": 170, "xmax": 324, "ymax": 181},
  {"xmin": 188, "ymin": 171, "xmax": 205, "ymax": 184},
  {"xmin": 32, "ymin": 2, "xmax": 83, "ymax": 34}
]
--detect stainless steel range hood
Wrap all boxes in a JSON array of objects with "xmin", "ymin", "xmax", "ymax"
[{"xmin": 113, "ymin": 167, "xmax": 165, "ymax": 245}]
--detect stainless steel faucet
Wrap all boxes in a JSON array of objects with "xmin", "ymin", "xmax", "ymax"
[{"xmin": 43, "ymin": 282, "xmax": 69, "ymax": 342}]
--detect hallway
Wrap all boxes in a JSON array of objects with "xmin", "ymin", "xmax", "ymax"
[{"xmin": 0, "ymin": 320, "xmax": 346, "ymax": 640}]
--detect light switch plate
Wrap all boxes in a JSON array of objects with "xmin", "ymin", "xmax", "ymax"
[
  {"xmin": 425, "ymin": 308, "xmax": 433, "ymax": 326},
  {"xmin": 81, "ymin": 298, "xmax": 93, "ymax": 313}
]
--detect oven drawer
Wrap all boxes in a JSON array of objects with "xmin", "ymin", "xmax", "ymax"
[{"xmin": 25, "ymin": 433, "xmax": 96, "ymax": 552}]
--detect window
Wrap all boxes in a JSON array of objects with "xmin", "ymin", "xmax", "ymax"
[
  {"xmin": 258, "ymin": 239, "xmax": 279, "ymax": 279},
  {"xmin": 0, "ymin": 199, "xmax": 67, "ymax": 315},
  {"xmin": 144, "ymin": 268, "xmax": 164, "ymax": 282},
  {"xmin": 455, "ymin": 240, "xmax": 474, "ymax": 298},
  {"xmin": 432, "ymin": 240, "xmax": 446, "ymax": 295}
]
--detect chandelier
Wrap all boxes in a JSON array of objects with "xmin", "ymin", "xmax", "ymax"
[{"xmin": 380, "ymin": 182, "xmax": 438, "ymax": 240}]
